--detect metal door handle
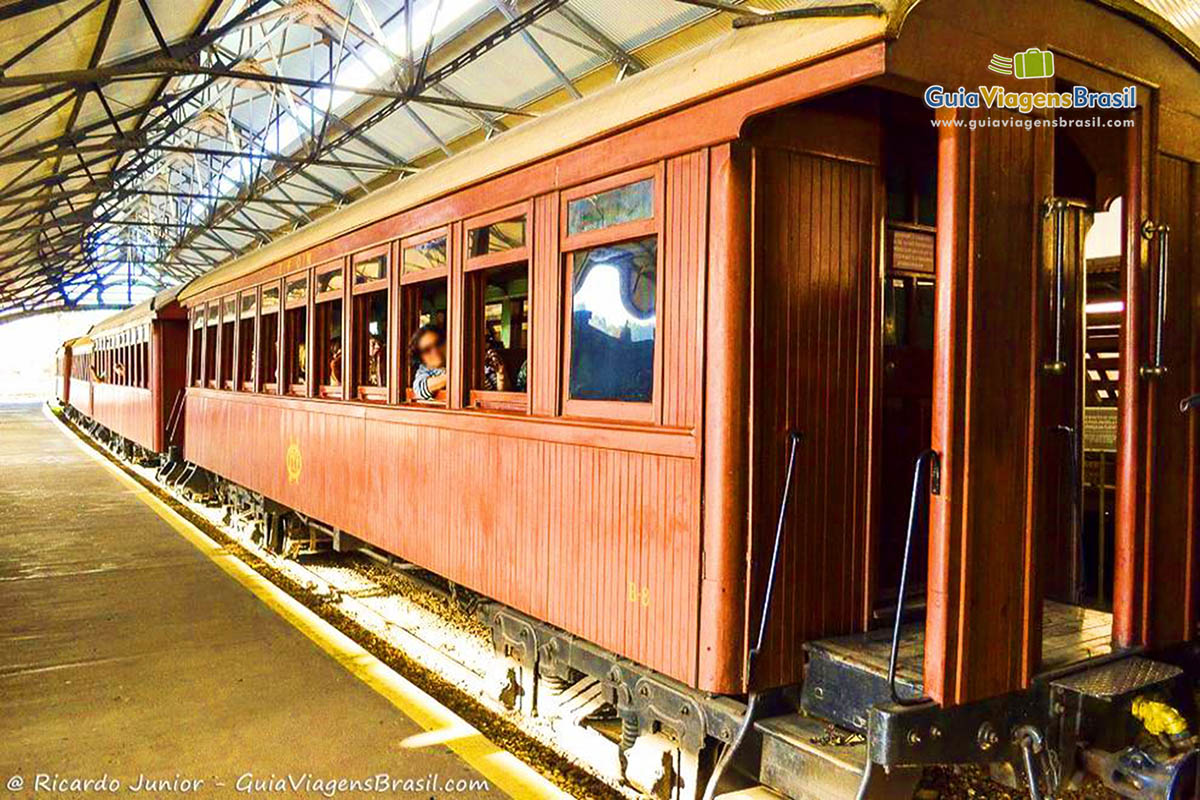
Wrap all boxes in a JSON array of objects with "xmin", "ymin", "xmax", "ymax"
[
  {"xmin": 1042, "ymin": 198, "xmax": 1089, "ymax": 375},
  {"xmin": 1181, "ymin": 394, "xmax": 1200, "ymax": 413},
  {"xmin": 1140, "ymin": 220, "xmax": 1170, "ymax": 379},
  {"xmin": 1043, "ymin": 199, "xmax": 1068, "ymax": 375}
]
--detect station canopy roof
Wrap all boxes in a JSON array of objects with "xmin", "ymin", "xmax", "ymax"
[{"xmin": 0, "ymin": 0, "xmax": 1197, "ymax": 323}]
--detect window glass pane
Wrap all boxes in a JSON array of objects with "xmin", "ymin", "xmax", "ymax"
[
  {"xmin": 240, "ymin": 293, "xmax": 256, "ymax": 316},
  {"xmin": 207, "ymin": 303, "xmax": 219, "ymax": 325},
  {"xmin": 569, "ymin": 237, "xmax": 657, "ymax": 403},
  {"xmin": 405, "ymin": 281, "xmax": 448, "ymax": 401},
  {"xmin": 567, "ymin": 179, "xmax": 654, "ymax": 236},
  {"xmin": 261, "ymin": 286, "xmax": 280, "ymax": 312},
  {"xmin": 316, "ymin": 268, "xmax": 343, "ymax": 295},
  {"xmin": 193, "ymin": 311, "xmax": 204, "ymax": 329},
  {"xmin": 476, "ymin": 263, "xmax": 528, "ymax": 392},
  {"xmin": 260, "ymin": 312, "xmax": 278, "ymax": 387},
  {"xmin": 356, "ymin": 290, "xmax": 388, "ymax": 389},
  {"xmin": 223, "ymin": 297, "xmax": 236, "ymax": 322},
  {"xmin": 238, "ymin": 314, "xmax": 255, "ymax": 385},
  {"xmin": 286, "ymin": 307, "xmax": 307, "ymax": 387},
  {"xmin": 286, "ymin": 275, "xmax": 308, "ymax": 303},
  {"xmin": 316, "ymin": 298, "xmax": 343, "ymax": 387},
  {"xmin": 469, "ymin": 217, "xmax": 526, "ymax": 258},
  {"xmin": 354, "ymin": 256, "xmax": 387, "ymax": 285},
  {"xmin": 403, "ymin": 236, "xmax": 447, "ymax": 274}
]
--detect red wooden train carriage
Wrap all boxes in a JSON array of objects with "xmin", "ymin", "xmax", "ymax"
[
  {"xmin": 60, "ymin": 287, "xmax": 189, "ymax": 455},
  {"xmin": 64, "ymin": 0, "xmax": 1200, "ymax": 797},
  {"xmin": 54, "ymin": 340, "xmax": 73, "ymax": 407}
]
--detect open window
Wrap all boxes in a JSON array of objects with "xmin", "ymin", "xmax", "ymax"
[
  {"xmin": 220, "ymin": 296, "xmax": 236, "ymax": 390},
  {"xmin": 259, "ymin": 284, "xmax": 280, "ymax": 393},
  {"xmin": 238, "ymin": 291, "xmax": 257, "ymax": 391},
  {"xmin": 351, "ymin": 246, "xmax": 389, "ymax": 403},
  {"xmin": 313, "ymin": 262, "xmax": 345, "ymax": 399},
  {"xmin": 205, "ymin": 301, "xmax": 218, "ymax": 388},
  {"xmin": 465, "ymin": 206, "xmax": 529, "ymax": 412},
  {"xmin": 284, "ymin": 272, "xmax": 308, "ymax": 395},
  {"xmin": 401, "ymin": 229, "xmax": 450, "ymax": 405},
  {"xmin": 191, "ymin": 309, "xmax": 203, "ymax": 386},
  {"xmin": 560, "ymin": 168, "xmax": 661, "ymax": 423},
  {"xmin": 137, "ymin": 328, "xmax": 148, "ymax": 389}
]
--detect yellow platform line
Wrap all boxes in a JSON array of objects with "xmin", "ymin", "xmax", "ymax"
[{"xmin": 42, "ymin": 404, "xmax": 571, "ymax": 800}]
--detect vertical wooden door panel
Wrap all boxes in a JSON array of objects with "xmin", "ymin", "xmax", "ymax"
[
  {"xmin": 927, "ymin": 108, "xmax": 1042, "ymax": 705},
  {"xmin": 750, "ymin": 147, "xmax": 878, "ymax": 689},
  {"xmin": 1142, "ymin": 155, "xmax": 1198, "ymax": 645}
]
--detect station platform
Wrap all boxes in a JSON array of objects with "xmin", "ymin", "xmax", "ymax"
[{"xmin": 0, "ymin": 404, "xmax": 511, "ymax": 798}]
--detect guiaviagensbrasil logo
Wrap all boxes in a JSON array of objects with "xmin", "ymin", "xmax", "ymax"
[
  {"xmin": 924, "ymin": 47, "xmax": 1135, "ymax": 113},
  {"xmin": 989, "ymin": 48, "xmax": 1056, "ymax": 80}
]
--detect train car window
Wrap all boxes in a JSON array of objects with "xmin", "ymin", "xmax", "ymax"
[
  {"xmin": 259, "ymin": 285, "xmax": 280, "ymax": 392},
  {"xmin": 567, "ymin": 179, "xmax": 654, "ymax": 236},
  {"xmin": 238, "ymin": 292, "xmax": 257, "ymax": 391},
  {"xmin": 402, "ymin": 236, "xmax": 447, "ymax": 274},
  {"xmin": 402, "ymin": 280, "xmax": 448, "ymax": 404},
  {"xmin": 191, "ymin": 310, "xmax": 203, "ymax": 386},
  {"xmin": 314, "ymin": 264, "xmax": 344, "ymax": 399},
  {"xmin": 284, "ymin": 275, "xmax": 308, "ymax": 395},
  {"xmin": 465, "ymin": 207, "xmax": 530, "ymax": 412},
  {"xmin": 469, "ymin": 217, "xmax": 526, "ymax": 257},
  {"xmin": 354, "ymin": 256, "xmax": 387, "ymax": 285},
  {"xmin": 468, "ymin": 263, "xmax": 528, "ymax": 410},
  {"xmin": 352, "ymin": 251, "xmax": 388, "ymax": 403},
  {"xmin": 205, "ymin": 302, "xmax": 219, "ymax": 388},
  {"xmin": 566, "ymin": 237, "xmax": 658, "ymax": 407},
  {"xmin": 140, "ymin": 339, "xmax": 148, "ymax": 389},
  {"xmin": 401, "ymin": 231, "xmax": 451, "ymax": 406},
  {"xmin": 220, "ymin": 297, "xmax": 236, "ymax": 390},
  {"xmin": 883, "ymin": 276, "xmax": 935, "ymax": 350}
]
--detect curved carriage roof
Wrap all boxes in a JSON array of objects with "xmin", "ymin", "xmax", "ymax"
[
  {"xmin": 88, "ymin": 284, "xmax": 186, "ymax": 336},
  {"xmin": 178, "ymin": 1, "xmax": 905, "ymax": 301},
  {"xmin": 176, "ymin": 0, "xmax": 1199, "ymax": 303}
]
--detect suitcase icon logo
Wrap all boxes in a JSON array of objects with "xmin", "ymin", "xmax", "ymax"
[{"xmin": 988, "ymin": 48, "xmax": 1055, "ymax": 79}]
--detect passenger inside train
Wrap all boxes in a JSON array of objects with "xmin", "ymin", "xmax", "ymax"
[{"xmin": 410, "ymin": 325, "xmax": 447, "ymax": 401}]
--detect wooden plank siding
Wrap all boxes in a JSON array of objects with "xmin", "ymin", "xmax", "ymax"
[
  {"xmin": 747, "ymin": 146, "xmax": 880, "ymax": 689},
  {"xmin": 184, "ymin": 150, "xmax": 712, "ymax": 688},
  {"xmin": 1141, "ymin": 155, "xmax": 1199, "ymax": 646},
  {"xmin": 90, "ymin": 383, "xmax": 156, "ymax": 452},
  {"xmin": 927, "ymin": 109, "xmax": 1043, "ymax": 705},
  {"xmin": 69, "ymin": 378, "xmax": 92, "ymax": 418}
]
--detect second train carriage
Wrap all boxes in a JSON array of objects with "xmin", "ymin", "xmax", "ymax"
[
  {"xmin": 57, "ymin": 0, "xmax": 1200, "ymax": 797},
  {"xmin": 58, "ymin": 286, "xmax": 190, "ymax": 455}
]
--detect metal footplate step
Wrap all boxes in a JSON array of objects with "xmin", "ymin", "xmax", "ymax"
[
  {"xmin": 1049, "ymin": 656, "xmax": 1183, "ymax": 702},
  {"xmin": 755, "ymin": 714, "xmax": 919, "ymax": 800},
  {"xmin": 800, "ymin": 631, "xmax": 925, "ymax": 733}
]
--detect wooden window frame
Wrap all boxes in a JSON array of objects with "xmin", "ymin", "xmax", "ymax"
[
  {"xmin": 313, "ymin": 259, "xmax": 346, "ymax": 400},
  {"xmin": 351, "ymin": 243, "xmax": 391, "ymax": 404},
  {"xmin": 559, "ymin": 164, "xmax": 665, "ymax": 424},
  {"xmin": 560, "ymin": 164, "xmax": 660, "ymax": 251},
  {"xmin": 190, "ymin": 309, "xmax": 204, "ymax": 387},
  {"xmin": 400, "ymin": 227, "xmax": 451, "ymax": 406},
  {"xmin": 463, "ymin": 201, "xmax": 532, "ymax": 413},
  {"xmin": 238, "ymin": 289, "xmax": 259, "ymax": 392},
  {"xmin": 283, "ymin": 269, "xmax": 310, "ymax": 396},
  {"xmin": 259, "ymin": 281, "xmax": 283, "ymax": 395},
  {"xmin": 220, "ymin": 295, "xmax": 237, "ymax": 391},
  {"xmin": 205, "ymin": 301, "xmax": 219, "ymax": 389}
]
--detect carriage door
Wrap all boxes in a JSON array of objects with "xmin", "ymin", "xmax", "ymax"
[
  {"xmin": 744, "ymin": 97, "xmax": 881, "ymax": 690},
  {"xmin": 925, "ymin": 107, "xmax": 1048, "ymax": 705}
]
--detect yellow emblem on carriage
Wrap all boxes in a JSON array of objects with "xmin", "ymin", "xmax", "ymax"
[{"xmin": 285, "ymin": 441, "xmax": 302, "ymax": 484}]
